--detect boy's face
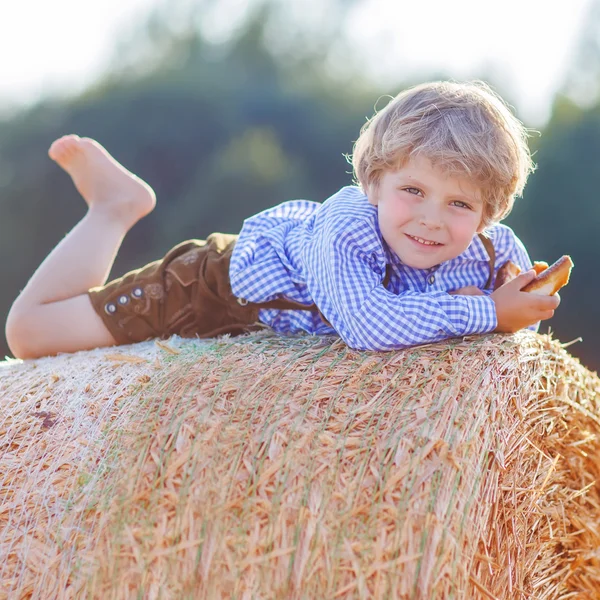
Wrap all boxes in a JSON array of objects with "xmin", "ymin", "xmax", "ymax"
[{"xmin": 368, "ymin": 156, "xmax": 485, "ymax": 270}]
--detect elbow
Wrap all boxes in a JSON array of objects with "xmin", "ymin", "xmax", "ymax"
[
  {"xmin": 341, "ymin": 314, "xmax": 439, "ymax": 352},
  {"xmin": 339, "ymin": 321, "xmax": 400, "ymax": 353}
]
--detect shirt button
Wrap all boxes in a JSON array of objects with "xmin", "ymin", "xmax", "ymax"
[{"xmin": 427, "ymin": 275, "xmax": 435, "ymax": 285}]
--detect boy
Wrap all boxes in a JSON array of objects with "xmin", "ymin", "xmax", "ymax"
[{"xmin": 5, "ymin": 81, "xmax": 559, "ymax": 359}]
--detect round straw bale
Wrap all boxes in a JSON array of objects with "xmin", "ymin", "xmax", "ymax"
[{"xmin": 1, "ymin": 331, "xmax": 600, "ymax": 599}]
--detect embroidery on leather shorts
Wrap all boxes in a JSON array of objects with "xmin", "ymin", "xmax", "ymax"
[{"xmin": 144, "ymin": 283, "xmax": 165, "ymax": 300}]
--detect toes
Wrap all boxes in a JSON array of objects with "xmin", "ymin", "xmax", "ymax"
[{"xmin": 48, "ymin": 135, "xmax": 82, "ymax": 161}]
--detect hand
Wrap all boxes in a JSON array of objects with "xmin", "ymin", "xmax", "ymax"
[
  {"xmin": 491, "ymin": 270, "xmax": 560, "ymax": 333},
  {"xmin": 449, "ymin": 286, "xmax": 484, "ymax": 296}
]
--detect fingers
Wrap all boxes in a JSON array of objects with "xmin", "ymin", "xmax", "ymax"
[
  {"xmin": 465, "ymin": 286, "xmax": 484, "ymax": 296},
  {"xmin": 528, "ymin": 293, "xmax": 560, "ymax": 310},
  {"xmin": 505, "ymin": 289, "xmax": 559, "ymax": 326},
  {"xmin": 529, "ymin": 292, "xmax": 559, "ymax": 322},
  {"xmin": 513, "ymin": 269, "xmax": 537, "ymax": 290},
  {"xmin": 519, "ymin": 293, "xmax": 559, "ymax": 324},
  {"xmin": 493, "ymin": 268, "xmax": 564, "ymax": 331}
]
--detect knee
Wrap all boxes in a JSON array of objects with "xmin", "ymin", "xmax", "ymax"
[{"xmin": 5, "ymin": 304, "xmax": 38, "ymax": 360}]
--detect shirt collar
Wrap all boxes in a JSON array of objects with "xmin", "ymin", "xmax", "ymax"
[
  {"xmin": 372, "ymin": 217, "xmax": 403, "ymax": 268},
  {"xmin": 457, "ymin": 232, "xmax": 492, "ymax": 262}
]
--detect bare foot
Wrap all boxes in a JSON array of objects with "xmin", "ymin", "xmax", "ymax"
[{"xmin": 48, "ymin": 135, "xmax": 156, "ymax": 229}]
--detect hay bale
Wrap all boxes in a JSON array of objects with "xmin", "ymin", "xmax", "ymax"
[{"xmin": 1, "ymin": 331, "xmax": 600, "ymax": 599}]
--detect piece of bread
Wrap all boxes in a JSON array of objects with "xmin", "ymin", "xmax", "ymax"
[
  {"xmin": 494, "ymin": 257, "xmax": 572, "ymax": 295},
  {"xmin": 522, "ymin": 256, "xmax": 574, "ymax": 295},
  {"xmin": 494, "ymin": 261, "xmax": 522, "ymax": 289},
  {"xmin": 494, "ymin": 261, "xmax": 550, "ymax": 290}
]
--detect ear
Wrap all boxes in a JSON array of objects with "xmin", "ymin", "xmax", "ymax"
[
  {"xmin": 366, "ymin": 181, "xmax": 380, "ymax": 206},
  {"xmin": 476, "ymin": 210, "xmax": 488, "ymax": 233}
]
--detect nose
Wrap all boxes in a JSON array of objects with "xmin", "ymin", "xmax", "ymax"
[{"xmin": 418, "ymin": 203, "xmax": 443, "ymax": 230}]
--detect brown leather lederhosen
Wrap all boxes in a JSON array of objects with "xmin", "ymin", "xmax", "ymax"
[{"xmin": 88, "ymin": 232, "xmax": 496, "ymax": 346}]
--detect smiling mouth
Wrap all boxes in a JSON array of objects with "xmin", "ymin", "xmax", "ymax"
[{"xmin": 406, "ymin": 234, "xmax": 442, "ymax": 246}]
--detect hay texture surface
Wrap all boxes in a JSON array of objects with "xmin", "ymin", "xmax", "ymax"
[{"xmin": 1, "ymin": 331, "xmax": 600, "ymax": 599}]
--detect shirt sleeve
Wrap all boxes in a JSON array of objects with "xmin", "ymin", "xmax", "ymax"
[{"xmin": 304, "ymin": 219, "xmax": 498, "ymax": 351}]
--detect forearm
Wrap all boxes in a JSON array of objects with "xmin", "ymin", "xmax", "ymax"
[{"xmin": 329, "ymin": 288, "xmax": 498, "ymax": 351}]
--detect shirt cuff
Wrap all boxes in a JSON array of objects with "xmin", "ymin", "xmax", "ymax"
[{"xmin": 462, "ymin": 295, "xmax": 497, "ymax": 335}]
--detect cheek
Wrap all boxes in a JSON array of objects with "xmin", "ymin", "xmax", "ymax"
[
  {"xmin": 451, "ymin": 215, "xmax": 482, "ymax": 243},
  {"xmin": 382, "ymin": 198, "xmax": 412, "ymax": 222}
]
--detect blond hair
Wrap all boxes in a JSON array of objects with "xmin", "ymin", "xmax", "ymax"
[{"xmin": 351, "ymin": 81, "xmax": 535, "ymax": 226}]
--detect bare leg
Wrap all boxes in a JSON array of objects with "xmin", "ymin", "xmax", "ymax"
[{"xmin": 6, "ymin": 135, "xmax": 156, "ymax": 359}]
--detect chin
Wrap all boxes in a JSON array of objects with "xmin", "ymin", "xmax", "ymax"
[
  {"xmin": 409, "ymin": 260, "xmax": 438, "ymax": 270},
  {"xmin": 396, "ymin": 254, "xmax": 437, "ymax": 270}
]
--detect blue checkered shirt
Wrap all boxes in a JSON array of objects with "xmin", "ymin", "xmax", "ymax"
[{"xmin": 229, "ymin": 186, "xmax": 534, "ymax": 351}]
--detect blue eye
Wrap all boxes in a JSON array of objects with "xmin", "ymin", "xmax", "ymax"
[
  {"xmin": 404, "ymin": 187, "xmax": 423, "ymax": 196},
  {"xmin": 452, "ymin": 200, "xmax": 472, "ymax": 210}
]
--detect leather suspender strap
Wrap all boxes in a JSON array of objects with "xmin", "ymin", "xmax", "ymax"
[
  {"xmin": 477, "ymin": 232, "xmax": 496, "ymax": 290},
  {"xmin": 246, "ymin": 233, "xmax": 496, "ymax": 314}
]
